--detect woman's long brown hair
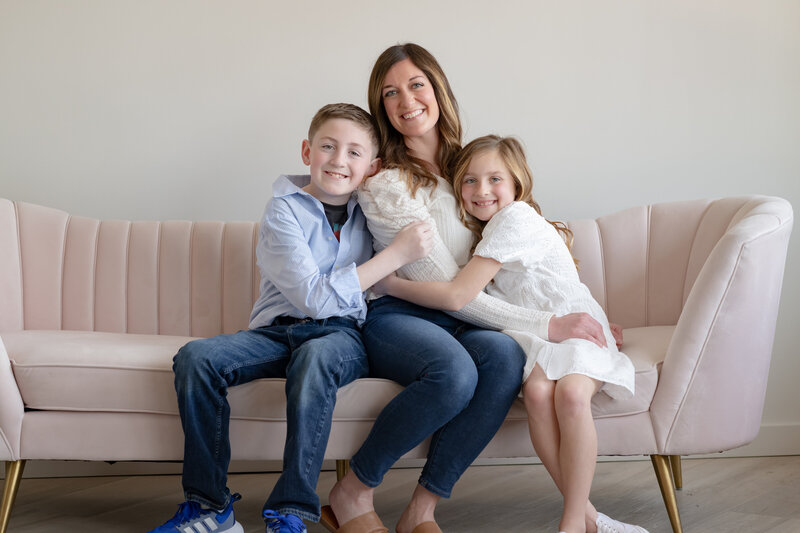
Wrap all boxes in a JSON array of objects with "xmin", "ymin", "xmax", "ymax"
[{"xmin": 367, "ymin": 43, "xmax": 462, "ymax": 197}]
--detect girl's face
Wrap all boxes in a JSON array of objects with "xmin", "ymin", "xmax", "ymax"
[
  {"xmin": 381, "ymin": 58, "xmax": 440, "ymax": 140},
  {"xmin": 460, "ymin": 149, "xmax": 517, "ymax": 222}
]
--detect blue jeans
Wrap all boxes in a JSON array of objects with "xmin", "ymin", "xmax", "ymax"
[
  {"xmin": 173, "ymin": 317, "xmax": 368, "ymax": 522},
  {"xmin": 351, "ymin": 296, "xmax": 525, "ymax": 498}
]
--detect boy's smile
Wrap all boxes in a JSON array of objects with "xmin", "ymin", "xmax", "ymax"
[{"xmin": 301, "ymin": 118, "xmax": 379, "ymax": 205}]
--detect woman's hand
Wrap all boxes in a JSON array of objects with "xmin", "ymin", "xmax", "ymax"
[
  {"xmin": 609, "ymin": 322, "xmax": 623, "ymax": 348},
  {"xmin": 388, "ymin": 220, "xmax": 433, "ymax": 264},
  {"xmin": 548, "ymin": 313, "xmax": 607, "ymax": 348}
]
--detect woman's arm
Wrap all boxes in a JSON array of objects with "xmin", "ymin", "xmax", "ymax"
[
  {"xmin": 360, "ymin": 170, "xmax": 608, "ymax": 346},
  {"xmin": 383, "ymin": 255, "xmax": 502, "ymax": 312}
]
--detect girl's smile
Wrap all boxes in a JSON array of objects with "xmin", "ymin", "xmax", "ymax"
[{"xmin": 460, "ymin": 149, "xmax": 517, "ymax": 221}]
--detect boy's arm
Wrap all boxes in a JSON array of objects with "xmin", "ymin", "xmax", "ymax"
[
  {"xmin": 355, "ymin": 220, "xmax": 432, "ymax": 291},
  {"xmin": 383, "ymin": 255, "xmax": 502, "ymax": 312},
  {"xmin": 259, "ymin": 200, "xmax": 365, "ymax": 319}
]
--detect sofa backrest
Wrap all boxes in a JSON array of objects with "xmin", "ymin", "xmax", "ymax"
[
  {"xmin": 0, "ymin": 199, "xmax": 259, "ymax": 337},
  {"xmin": 567, "ymin": 196, "xmax": 767, "ymax": 327},
  {"xmin": 0, "ymin": 196, "xmax": 772, "ymax": 335}
]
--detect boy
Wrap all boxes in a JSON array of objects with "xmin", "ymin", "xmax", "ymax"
[{"xmin": 148, "ymin": 103, "xmax": 432, "ymax": 533}]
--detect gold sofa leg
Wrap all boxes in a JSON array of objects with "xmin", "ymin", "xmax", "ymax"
[
  {"xmin": 669, "ymin": 455, "xmax": 683, "ymax": 490},
  {"xmin": 651, "ymin": 455, "xmax": 683, "ymax": 533},
  {"xmin": 1, "ymin": 460, "xmax": 26, "ymax": 533},
  {"xmin": 335, "ymin": 459, "xmax": 349, "ymax": 481}
]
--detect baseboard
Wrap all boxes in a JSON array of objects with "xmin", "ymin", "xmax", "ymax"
[
  {"xmin": 707, "ymin": 422, "xmax": 800, "ymax": 458},
  {"xmin": 3, "ymin": 422, "xmax": 798, "ymax": 479}
]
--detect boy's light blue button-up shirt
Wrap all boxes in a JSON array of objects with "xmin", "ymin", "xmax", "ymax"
[{"xmin": 249, "ymin": 175, "xmax": 373, "ymax": 329}]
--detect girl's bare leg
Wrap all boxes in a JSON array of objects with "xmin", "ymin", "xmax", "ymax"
[
  {"xmin": 553, "ymin": 374, "xmax": 602, "ymax": 533},
  {"xmin": 522, "ymin": 365, "xmax": 601, "ymax": 533},
  {"xmin": 522, "ymin": 366, "xmax": 561, "ymax": 486}
]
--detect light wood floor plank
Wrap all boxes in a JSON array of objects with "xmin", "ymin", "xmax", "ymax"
[{"xmin": 5, "ymin": 456, "xmax": 799, "ymax": 532}]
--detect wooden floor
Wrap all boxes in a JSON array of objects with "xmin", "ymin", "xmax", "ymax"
[{"xmin": 5, "ymin": 456, "xmax": 800, "ymax": 532}]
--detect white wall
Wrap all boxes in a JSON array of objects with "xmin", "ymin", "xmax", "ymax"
[{"xmin": 1, "ymin": 0, "xmax": 798, "ymax": 455}]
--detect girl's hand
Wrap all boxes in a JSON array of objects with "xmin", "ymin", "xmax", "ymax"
[
  {"xmin": 610, "ymin": 323, "xmax": 623, "ymax": 348},
  {"xmin": 389, "ymin": 220, "xmax": 433, "ymax": 264},
  {"xmin": 548, "ymin": 313, "xmax": 607, "ymax": 348},
  {"xmin": 372, "ymin": 272, "xmax": 397, "ymax": 297}
]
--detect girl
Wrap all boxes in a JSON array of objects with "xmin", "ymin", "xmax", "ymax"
[{"xmin": 378, "ymin": 135, "xmax": 646, "ymax": 533}]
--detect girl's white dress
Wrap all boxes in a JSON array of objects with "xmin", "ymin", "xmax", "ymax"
[{"xmin": 476, "ymin": 201, "xmax": 635, "ymax": 398}]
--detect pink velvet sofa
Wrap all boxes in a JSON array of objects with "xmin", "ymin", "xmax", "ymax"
[{"xmin": 0, "ymin": 195, "xmax": 792, "ymax": 533}]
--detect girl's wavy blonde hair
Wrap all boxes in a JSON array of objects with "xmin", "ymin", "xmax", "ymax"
[
  {"xmin": 367, "ymin": 43, "xmax": 462, "ymax": 197},
  {"xmin": 453, "ymin": 135, "xmax": 577, "ymax": 265}
]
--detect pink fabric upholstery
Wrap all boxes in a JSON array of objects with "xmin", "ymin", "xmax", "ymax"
[
  {"xmin": 3, "ymin": 326, "xmax": 664, "ymax": 426},
  {"xmin": 0, "ymin": 195, "xmax": 792, "ymax": 466}
]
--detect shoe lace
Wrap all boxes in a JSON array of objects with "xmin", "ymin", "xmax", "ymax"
[
  {"xmin": 264, "ymin": 510, "xmax": 306, "ymax": 533},
  {"xmin": 166, "ymin": 501, "xmax": 204, "ymax": 526},
  {"xmin": 166, "ymin": 494, "xmax": 241, "ymax": 528},
  {"xmin": 596, "ymin": 516, "xmax": 626, "ymax": 533}
]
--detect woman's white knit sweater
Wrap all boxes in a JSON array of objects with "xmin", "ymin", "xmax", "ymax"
[{"xmin": 358, "ymin": 167, "xmax": 553, "ymax": 339}]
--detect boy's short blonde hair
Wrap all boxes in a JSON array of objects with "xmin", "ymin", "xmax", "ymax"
[{"xmin": 307, "ymin": 103, "xmax": 380, "ymax": 157}]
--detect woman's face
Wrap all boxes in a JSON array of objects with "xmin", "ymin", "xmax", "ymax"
[{"xmin": 381, "ymin": 58, "xmax": 440, "ymax": 140}]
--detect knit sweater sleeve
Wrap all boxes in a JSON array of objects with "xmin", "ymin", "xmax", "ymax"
[{"xmin": 358, "ymin": 169, "xmax": 553, "ymax": 339}]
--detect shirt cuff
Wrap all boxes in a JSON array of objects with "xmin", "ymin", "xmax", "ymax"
[
  {"xmin": 331, "ymin": 262, "xmax": 366, "ymax": 310},
  {"xmin": 535, "ymin": 312, "xmax": 555, "ymax": 341}
]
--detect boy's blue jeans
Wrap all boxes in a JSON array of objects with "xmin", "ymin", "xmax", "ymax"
[
  {"xmin": 173, "ymin": 317, "xmax": 368, "ymax": 522},
  {"xmin": 351, "ymin": 296, "xmax": 525, "ymax": 498}
]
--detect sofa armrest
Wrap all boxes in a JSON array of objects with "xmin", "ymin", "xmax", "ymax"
[
  {"xmin": 650, "ymin": 196, "xmax": 793, "ymax": 455},
  {"xmin": 0, "ymin": 335, "xmax": 24, "ymax": 461}
]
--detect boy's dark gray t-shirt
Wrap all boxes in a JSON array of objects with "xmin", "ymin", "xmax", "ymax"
[{"xmin": 322, "ymin": 201, "xmax": 349, "ymax": 241}]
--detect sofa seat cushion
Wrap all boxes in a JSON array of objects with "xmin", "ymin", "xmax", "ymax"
[
  {"xmin": 506, "ymin": 325, "xmax": 672, "ymax": 420},
  {"xmin": 6, "ymin": 330, "xmax": 192, "ymax": 415},
  {"xmin": 4, "ymin": 325, "xmax": 671, "ymax": 421},
  {"xmin": 4, "ymin": 330, "xmax": 403, "ymax": 420}
]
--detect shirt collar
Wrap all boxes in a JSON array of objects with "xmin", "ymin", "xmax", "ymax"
[
  {"xmin": 272, "ymin": 174, "xmax": 359, "ymax": 213},
  {"xmin": 273, "ymin": 174, "xmax": 311, "ymax": 198}
]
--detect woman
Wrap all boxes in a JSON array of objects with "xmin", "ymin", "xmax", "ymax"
[{"xmin": 322, "ymin": 43, "xmax": 609, "ymax": 533}]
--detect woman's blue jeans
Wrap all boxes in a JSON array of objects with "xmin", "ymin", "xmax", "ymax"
[
  {"xmin": 351, "ymin": 296, "xmax": 525, "ymax": 498},
  {"xmin": 173, "ymin": 317, "xmax": 368, "ymax": 522}
]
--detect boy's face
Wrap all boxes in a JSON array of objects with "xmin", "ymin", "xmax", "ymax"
[{"xmin": 301, "ymin": 118, "xmax": 380, "ymax": 205}]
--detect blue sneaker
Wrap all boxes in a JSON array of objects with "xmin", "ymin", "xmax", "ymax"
[
  {"xmin": 148, "ymin": 493, "xmax": 243, "ymax": 533},
  {"xmin": 263, "ymin": 509, "xmax": 307, "ymax": 533}
]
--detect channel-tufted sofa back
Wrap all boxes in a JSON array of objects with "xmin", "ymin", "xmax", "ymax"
[
  {"xmin": 567, "ymin": 196, "xmax": 782, "ymax": 328},
  {"xmin": 0, "ymin": 196, "xmax": 790, "ymax": 337},
  {"xmin": 0, "ymin": 199, "xmax": 259, "ymax": 337}
]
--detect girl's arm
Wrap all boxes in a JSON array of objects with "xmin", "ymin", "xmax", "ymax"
[{"xmin": 381, "ymin": 255, "xmax": 501, "ymax": 312}]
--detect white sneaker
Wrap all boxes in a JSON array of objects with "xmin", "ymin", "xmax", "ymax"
[{"xmin": 596, "ymin": 512, "xmax": 649, "ymax": 533}]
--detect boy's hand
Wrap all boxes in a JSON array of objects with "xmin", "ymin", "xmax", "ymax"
[
  {"xmin": 390, "ymin": 220, "xmax": 433, "ymax": 264},
  {"xmin": 610, "ymin": 322, "xmax": 623, "ymax": 348}
]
